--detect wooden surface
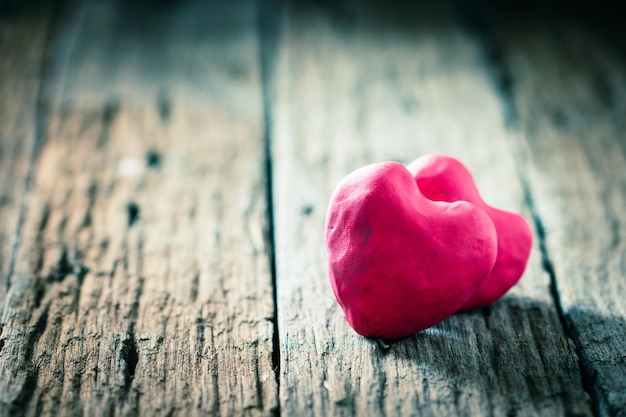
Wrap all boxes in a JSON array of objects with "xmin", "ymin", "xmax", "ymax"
[
  {"xmin": 0, "ymin": 1, "xmax": 277, "ymax": 416},
  {"xmin": 490, "ymin": 6, "xmax": 626, "ymax": 415},
  {"xmin": 1, "ymin": 0, "xmax": 625, "ymax": 416}
]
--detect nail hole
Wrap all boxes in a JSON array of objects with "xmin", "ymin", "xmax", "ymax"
[
  {"xmin": 146, "ymin": 150, "xmax": 161, "ymax": 169},
  {"xmin": 127, "ymin": 203, "xmax": 140, "ymax": 227}
]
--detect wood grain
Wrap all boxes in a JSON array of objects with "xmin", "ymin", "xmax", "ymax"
[
  {"xmin": 268, "ymin": 0, "xmax": 592, "ymax": 415},
  {"xmin": 0, "ymin": 1, "xmax": 277, "ymax": 416},
  {"xmin": 485, "ymin": 7, "xmax": 626, "ymax": 415},
  {"xmin": 3, "ymin": 0, "xmax": 624, "ymax": 415},
  {"xmin": 0, "ymin": 2, "xmax": 53, "ymax": 317}
]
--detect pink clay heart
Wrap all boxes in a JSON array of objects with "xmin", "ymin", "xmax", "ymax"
[
  {"xmin": 326, "ymin": 161, "xmax": 498, "ymax": 339},
  {"xmin": 407, "ymin": 154, "xmax": 533, "ymax": 311}
]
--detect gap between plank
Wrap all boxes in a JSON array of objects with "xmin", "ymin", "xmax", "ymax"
[
  {"xmin": 257, "ymin": 1, "xmax": 283, "ymax": 415},
  {"xmin": 450, "ymin": 2, "xmax": 600, "ymax": 415},
  {"xmin": 519, "ymin": 180, "xmax": 601, "ymax": 417}
]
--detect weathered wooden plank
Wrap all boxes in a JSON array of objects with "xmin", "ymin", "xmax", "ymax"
[
  {"xmin": 0, "ymin": 1, "xmax": 277, "ymax": 416},
  {"xmin": 484, "ymin": 5, "xmax": 626, "ymax": 415},
  {"xmin": 0, "ymin": 2, "xmax": 53, "ymax": 317},
  {"xmin": 268, "ymin": 0, "xmax": 592, "ymax": 415}
]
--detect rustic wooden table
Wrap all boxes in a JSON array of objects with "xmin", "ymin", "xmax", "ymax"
[{"xmin": 1, "ymin": 0, "xmax": 625, "ymax": 416}]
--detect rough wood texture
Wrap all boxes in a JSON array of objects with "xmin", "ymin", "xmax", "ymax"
[
  {"xmin": 481, "ymin": 4, "xmax": 626, "ymax": 415},
  {"xmin": 0, "ymin": 2, "xmax": 53, "ymax": 317},
  {"xmin": 268, "ymin": 1, "xmax": 592, "ymax": 415},
  {"xmin": 0, "ymin": 1, "xmax": 277, "ymax": 416},
  {"xmin": 3, "ymin": 0, "xmax": 626, "ymax": 416}
]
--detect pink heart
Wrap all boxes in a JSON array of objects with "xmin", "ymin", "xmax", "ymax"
[
  {"xmin": 408, "ymin": 154, "xmax": 533, "ymax": 310},
  {"xmin": 326, "ymin": 162, "xmax": 498, "ymax": 339}
]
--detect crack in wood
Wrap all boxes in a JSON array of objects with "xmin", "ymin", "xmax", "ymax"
[
  {"xmin": 121, "ymin": 333, "xmax": 139, "ymax": 393},
  {"xmin": 257, "ymin": 1, "xmax": 282, "ymax": 415},
  {"xmin": 252, "ymin": 340, "xmax": 265, "ymax": 411},
  {"xmin": 521, "ymin": 179, "xmax": 601, "ymax": 417},
  {"xmin": 209, "ymin": 326, "xmax": 221, "ymax": 416},
  {"xmin": 79, "ymin": 182, "xmax": 97, "ymax": 230},
  {"xmin": 119, "ymin": 273, "xmax": 144, "ymax": 409},
  {"xmin": 453, "ymin": 2, "xmax": 601, "ymax": 415},
  {"xmin": 7, "ymin": 304, "xmax": 50, "ymax": 415},
  {"xmin": 195, "ymin": 315, "xmax": 205, "ymax": 362},
  {"xmin": 47, "ymin": 247, "xmax": 73, "ymax": 282}
]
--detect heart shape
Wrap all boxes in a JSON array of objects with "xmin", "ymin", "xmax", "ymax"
[
  {"xmin": 408, "ymin": 155, "xmax": 533, "ymax": 310},
  {"xmin": 326, "ymin": 162, "xmax": 498, "ymax": 339}
]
